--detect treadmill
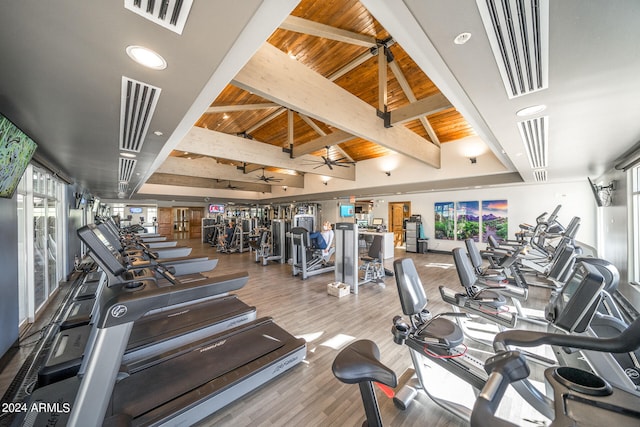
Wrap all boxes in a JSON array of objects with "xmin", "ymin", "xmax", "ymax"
[
  {"xmin": 37, "ymin": 225, "xmax": 257, "ymax": 387},
  {"xmin": 99, "ymin": 220, "xmax": 211, "ymax": 270},
  {"xmin": 14, "ymin": 225, "xmax": 306, "ymax": 427},
  {"xmin": 56, "ymin": 222, "xmax": 217, "ymax": 331}
]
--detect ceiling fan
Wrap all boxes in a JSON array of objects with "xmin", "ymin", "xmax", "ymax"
[
  {"xmin": 217, "ymin": 179, "xmax": 241, "ymax": 190},
  {"xmin": 255, "ymin": 168, "xmax": 282, "ymax": 183},
  {"xmin": 305, "ymin": 146, "xmax": 355, "ymax": 170}
]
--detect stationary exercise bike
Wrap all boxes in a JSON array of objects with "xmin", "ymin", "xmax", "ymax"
[{"xmin": 333, "ymin": 296, "xmax": 640, "ymax": 427}]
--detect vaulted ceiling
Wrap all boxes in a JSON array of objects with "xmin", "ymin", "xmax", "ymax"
[
  {"xmin": 149, "ymin": 0, "xmax": 476, "ymax": 198},
  {"xmin": 1, "ymin": 0, "xmax": 639, "ymax": 204}
]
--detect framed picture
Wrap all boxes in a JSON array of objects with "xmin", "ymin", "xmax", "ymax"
[
  {"xmin": 434, "ymin": 202, "xmax": 455, "ymax": 240},
  {"xmin": 481, "ymin": 200, "xmax": 508, "ymax": 242},
  {"xmin": 456, "ymin": 201, "xmax": 480, "ymax": 242}
]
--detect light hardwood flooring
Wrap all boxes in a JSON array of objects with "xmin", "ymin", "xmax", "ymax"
[{"xmin": 0, "ymin": 236, "xmax": 554, "ymax": 427}]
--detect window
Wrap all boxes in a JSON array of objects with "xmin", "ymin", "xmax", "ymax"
[
  {"xmin": 17, "ymin": 165, "xmax": 65, "ymax": 323},
  {"xmin": 632, "ymin": 167, "xmax": 640, "ymax": 282}
]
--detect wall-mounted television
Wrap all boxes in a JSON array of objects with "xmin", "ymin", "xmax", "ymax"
[
  {"xmin": 587, "ymin": 177, "xmax": 603, "ymax": 207},
  {"xmin": 129, "ymin": 207, "xmax": 143, "ymax": 214},
  {"xmin": 0, "ymin": 113, "xmax": 38, "ymax": 199},
  {"xmin": 340, "ymin": 204, "xmax": 354, "ymax": 217},
  {"xmin": 209, "ymin": 204, "xmax": 225, "ymax": 214}
]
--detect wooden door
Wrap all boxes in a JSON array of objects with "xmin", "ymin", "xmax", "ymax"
[
  {"xmin": 189, "ymin": 208, "xmax": 203, "ymax": 239},
  {"xmin": 157, "ymin": 207, "xmax": 172, "ymax": 236},
  {"xmin": 389, "ymin": 202, "xmax": 407, "ymax": 247}
]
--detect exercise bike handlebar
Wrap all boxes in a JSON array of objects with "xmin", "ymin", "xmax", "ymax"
[
  {"xmin": 470, "ymin": 351, "xmax": 530, "ymax": 427},
  {"xmin": 494, "ymin": 315, "xmax": 640, "ymax": 353}
]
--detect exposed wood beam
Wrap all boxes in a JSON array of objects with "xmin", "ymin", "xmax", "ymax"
[
  {"xmin": 156, "ymin": 155, "xmax": 305, "ymax": 187},
  {"xmin": 296, "ymin": 114, "xmax": 355, "ymax": 160},
  {"xmin": 298, "ymin": 113, "xmax": 325, "ymax": 136},
  {"xmin": 147, "ymin": 173, "xmax": 272, "ymax": 192},
  {"xmin": 279, "ymin": 15, "xmax": 376, "ymax": 48},
  {"xmin": 328, "ymin": 50, "xmax": 374, "ymax": 81},
  {"xmin": 232, "ymin": 46, "xmax": 376, "ymax": 139},
  {"xmin": 177, "ymin": 127, "xmax": 356, "ymax": 180},
  {"xmin": 245, "ymin": 107, "xmax": 287, "ymax": 134},
  {"xmin": 205, "ymin": 103, "xmax": 279, "ymax": 113},
  {"xmin": 388, "ymin": 60, "xmax": 442, "ymax": 145},
  {"xmin": 378, "ymin": 47, "xmax": 388, "ymax": 113},
  {"xmin": 233, "ymin": 43, "xmax": 440, "ymax": 168},
  {"xmin": 287, "ymin": 109, "xmax": 294, "ymax": 149},
  {"xmin": 389, "ymin": 92, "xmax": 452, "ymax": 124},
  {"xmin": 292, "ymin": 129, "xmax": 355, "ymax": 157},
  {"xmin": 242, "ymin": 163, "xmax": 265, "ymax": 174}
]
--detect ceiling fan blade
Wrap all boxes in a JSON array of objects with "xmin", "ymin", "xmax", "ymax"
[{"xmin": 327, "ymin": 163, "xmax": 334, "ymax": 170}]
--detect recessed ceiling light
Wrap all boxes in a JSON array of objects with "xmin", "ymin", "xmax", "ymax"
[
  {"xmin": 153, "ymin": 130, "xmax": 163, "ymax": 136},
  {"xmin": 454, "ymin": 32, "xmax": 472, "ymax": 45},
  {"xmin": 126, "ymin": 45, "xmax": 167, "ymax": 70},
  {"xmin": 120, "ymin": 152, "xmax": 137, "ymax": 158},
  {"xmin": 516, "ymin": 104, "xmax": 546, "ymax": 117}
]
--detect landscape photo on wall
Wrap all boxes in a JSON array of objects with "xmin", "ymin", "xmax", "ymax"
[
  {"xmin": 456, "ymin": 201, "xmax": 480, "ymax": 242},
  {"xmin": 481, "ymin": 199, "xmax": 508, "ymax": 242},
  {"xmin": 434, "ymin": 202, "xmax": 455, "ymax": 240}
]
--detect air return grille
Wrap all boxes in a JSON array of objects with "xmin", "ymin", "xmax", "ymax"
[
  {"xmin": 118, "ymin": 182, "xmax": 129, "ymax": 194},
  {"xmin": 476, "ymin": 0, "xmax": 549, "ymax": 98},
  {"xmin": 533, "ymin": 169, "xmax": 547, "ymax": 182},
  {"xmin": 120, "ymin": 77, "xmax": 161, "ymax": 153},
  {"xmin": 517, "ymin": 116, "xmax": 548, "ymax": 170},
  {"xmin": 124, "ymin": 0, "xmax": 193, "ymax": 34},
  {"xmin": 119, "ymin": 158, "xmax": 137, "ymax": 183}
]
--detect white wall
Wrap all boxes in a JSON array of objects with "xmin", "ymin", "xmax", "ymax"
[{"xmin": 357, "ymin": 180, "xmax": 596, "ymax": 253}]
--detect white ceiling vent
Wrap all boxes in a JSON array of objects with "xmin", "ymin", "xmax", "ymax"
[
  {"xmin": 120, "ymin": 76, "xmax": 161, "ymax": 153},
  {"xmin": 475, "ymin": 0, "xmax": 549, "ymax": 98},
  {"xmin": 533, "ymin": 169, "xmax": 547, "ymax": 182},
  {"xmin": 517, "ymin": 116, "xmax": 548, "ymax": 170},
  {"xmin": 124, "ymin": 0, "xmax": 193, "ymax": 35},
  {"xmin": 118, "ymin": 182, "xmax": 129, "ymax": 194},
  {"xmin": 119, "ymin": 157, "xmax": 137, "ymax": 183}
]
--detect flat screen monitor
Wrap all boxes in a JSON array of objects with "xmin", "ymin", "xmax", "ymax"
[
  {"xmin": 372, "ymin": 218, "xmax": 383, "ymax": 226},
  {"xmin": 340, "ymin": 204, "xmax": 354, "ymax": 217},
  {"xmin": 209, "ymin": 204, "xmax": 225, "ymax": 214},
  {"xmin": 129, "ymin": 207, "xmax": 143, "ymax": 214},
  {"xmin": 587, "ymin": 177, "xmax": 603, "ymax": 207},
  {"xmin": 0, "ymin": 113, "xmax": 38, "ymax": 199}
]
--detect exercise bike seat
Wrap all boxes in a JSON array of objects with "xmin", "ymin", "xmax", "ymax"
[
  {"xmin": 416, "ymin": 317, "xmax": 464, "ymax": 347},
  {"xmin": 393, "ymin": 258, "xmax": 464, "ymax": 347},
  {"xmin": 332, "ymin": 340, "xmax": 397, "ymax": 388},
  {"xmin": 453, "ymin": 248, "xmax": 507, "ymax": 307}
]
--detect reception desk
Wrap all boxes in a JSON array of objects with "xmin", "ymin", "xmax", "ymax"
[{"xmin": 358, "ymin": 231, "xmax": 395, "ymax": 259}]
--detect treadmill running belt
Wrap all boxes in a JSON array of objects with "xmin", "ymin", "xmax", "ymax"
[{"xmin": 111, "ymin": 320, "xmax": 286, "ymax": 418}]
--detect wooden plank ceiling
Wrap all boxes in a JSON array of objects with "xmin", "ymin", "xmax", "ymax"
[{"xmin": 162, "ymin": 0, "xmax": 475, "ymax": 193}]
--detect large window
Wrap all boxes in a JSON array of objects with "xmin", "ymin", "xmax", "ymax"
[
  {"xmin": 17, "ymin": 165, "xmax": 65, "ymax": 325},
  {"xmin": 632, "ymin": 167, "xmax": 640, "ymax": 282}
]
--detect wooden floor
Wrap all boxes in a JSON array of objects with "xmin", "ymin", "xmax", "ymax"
[{"xmin": 0, "ymin": 236, "xmax": 554, "ymax": 427}]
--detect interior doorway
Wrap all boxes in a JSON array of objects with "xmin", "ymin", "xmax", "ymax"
[{"xmin": 389, "ymin": 202, "xmax": 411, "ymax": 247}]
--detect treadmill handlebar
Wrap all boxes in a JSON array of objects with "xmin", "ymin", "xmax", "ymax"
[
  {"xmin": 96, "ymin": 271, "xmax": 249, "ymax": 328},
  {"xmin": 494, "ymin": 315, "xmax": 640, "ymax": 353}
]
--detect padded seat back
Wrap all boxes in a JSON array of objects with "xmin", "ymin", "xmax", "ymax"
[
  {"xmin": 393, "ymin": 258, "xmax": 428, "ymax": 316},
  {"xmin": 452, "ymin": 247, "xmax": 478, "ymax": 293},
  {"xmin": 464, "ymin": 239, "xmax": 483, "ymax": 271},
  {"xmin": 367, "ymin": 235, "xmax": 383, "ymax": 259}
]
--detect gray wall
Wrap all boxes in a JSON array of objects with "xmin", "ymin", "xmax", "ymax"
[{"xmin": 0, "ymin": 196, "xmax": 19, "ymax": 357}]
